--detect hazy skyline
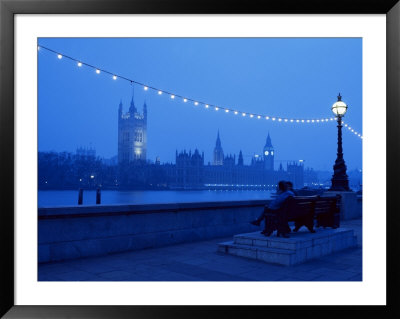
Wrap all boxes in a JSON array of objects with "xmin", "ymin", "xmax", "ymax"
[{"xmin": 38, "ymin": 38, "xmax": 362, "ymax": 171}]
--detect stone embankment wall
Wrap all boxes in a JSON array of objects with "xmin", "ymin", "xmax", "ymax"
[
  {"xmin": 38, "ymin": 200, "xmax": 268, "ymax": 263},
  {"xmin": 39, "ymin": 194, "xmax": 362, "ymax": 263}
]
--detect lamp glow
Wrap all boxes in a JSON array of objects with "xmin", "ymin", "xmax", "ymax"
[
  {"xmin": 96, "ymin": 69, "xmax": 100, "ymax": 74},
  {"xmin": 331, "ymin": 93, "xmax": 348, "ymax": 116},
  {"xmin": 57, "ymin": 54, "xmax": 62, "ymax": 59},
  {"xmin": 77, "ymin": 62, "xmax": 82, "ymax": 67}
]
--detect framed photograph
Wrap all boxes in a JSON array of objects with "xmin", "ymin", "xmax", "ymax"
[{"xmin": 1, "ymin": 0, "xmax": 399, "ymax": 317}]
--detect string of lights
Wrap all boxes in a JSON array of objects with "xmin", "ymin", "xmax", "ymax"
[{"xmin": 38, "ymin": 45, "xmax": 362, "ymax": 139}]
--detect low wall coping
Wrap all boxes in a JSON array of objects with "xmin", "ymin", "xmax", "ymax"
[{"xmin": 38, "ymin": 199, "xmax": 270, "ymax": 219}]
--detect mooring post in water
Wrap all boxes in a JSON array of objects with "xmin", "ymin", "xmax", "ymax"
[
  {"xmin": 96, "ymin": 188, "xmax": 101, "ymax": 204},
  {"xmin": 78, "ymin": 188, "xmax": 83, "ymax": 205}
]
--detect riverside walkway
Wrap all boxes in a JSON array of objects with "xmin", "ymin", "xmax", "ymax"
[{"xmin": 38, "ymin": 218, "xmax": 361, "ymax": 282}]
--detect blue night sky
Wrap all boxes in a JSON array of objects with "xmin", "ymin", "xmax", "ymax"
[{"xmin": 38, "ymin": 38, "xmax": 362, "ymax": 171}]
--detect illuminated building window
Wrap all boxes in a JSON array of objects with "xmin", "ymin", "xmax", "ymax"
[{"xmin": 135, "ymin": 129, "xmax": 143, "ymax": 142}]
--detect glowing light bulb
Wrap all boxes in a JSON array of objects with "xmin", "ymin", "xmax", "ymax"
[
  {"xmin": 215, "ymin": 107, "xmax": 219, "ymax": 111},
  {"xmin": 290, "ymin": 119, "xmax": 294, "ymax": 122},
  {"xmin": 96, "ymin": 69, "xmax": 100, "ymax": 74},
  {"xmin": 316, "ymin": 119, "xmax": 320, "ymax": 122},
  {"xmin": 278, "ymin": 118, "xmax": 282, "ymax": 122},
  {"xmin": 37, "ymin": 46, "xmax": 40, "ymax": 51},
  {"xmin": 57, "ymin": 54, "xmax": 62, "ymax": 59},
  {"xmin": 284, "ymin": 119, "xmax": 288, "ymax": 122},
  {"xmin": 234, "ymin": 111, "xmax": 238, "ymax": 115},
  {"xmin": 77, "ymin": 62, "xmax": 82, "ymax": 67},
  {"xmin": 205, "ymin": 104, "xmax": 209, "ymax": 108},
  {"xmin": 250, "ymin": 114, "xmax": 254, "ymax": 118},
  {"xmin": 194, "ymin": 101, "xmax": 198, "ymax": 105},
  {"xmin": 158, "ymin": 91, "xmax": 162, "ymax": 95},
  {"xmin": 242, "ymin": 113, "xmax": 246, "ymax": 116},
  {"xmin": 296, "ymin": 120, "xmax": 300, "ymax": 123},
  {"xmin": 184, "ymin": 98, "xmax": 187, "ymax": 102},
  {"xmin": 307, "ymin": 120, "xmax": 310, "ymax": 123},
  {"xmin": 225, "ymin": 109, "xmax": 229, "ymax": 113},
  {"xmin": 266, "ymin": 116, "xmax": 269, "ymax": 120},
  {"xmin": 257, "ymin": 115, "xmax": 261, "ymax": 119},
  {"xmin": 311, "ymin": 120, "xmax": 315, "ymax": 122},
  {"xmin": 144, "ymin": 86, "xmax": 148, "ymax": 91},
  {"xmin": 113, "ymin": 75, "xmax": 117, "ymax": 80},
  {"xmin": 272, "ymin": 118, "xmax": 276, "ymax": 121}
]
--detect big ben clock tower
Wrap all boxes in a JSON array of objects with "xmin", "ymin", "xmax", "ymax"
[{"xmin": 263, "ymin": 132, "xmax": 274, "ymax": 171}]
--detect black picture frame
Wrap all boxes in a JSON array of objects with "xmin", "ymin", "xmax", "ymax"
[{"xmin": 1, "ymin": 0, "xmax": 399, "ymax": 318}]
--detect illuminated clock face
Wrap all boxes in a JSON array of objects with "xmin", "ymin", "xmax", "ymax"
[{"xmin": 264, "ymin": 151, "xmax": 269, "ymax": 156}]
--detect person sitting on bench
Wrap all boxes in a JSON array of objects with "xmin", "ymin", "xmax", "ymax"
[
  {"xmin": 286, "ymin": 181, "xmax": 298, "ymax": 196},
  {"xmin": 250, "ymin": 180, "xmax": 294, "ymax": 237}
]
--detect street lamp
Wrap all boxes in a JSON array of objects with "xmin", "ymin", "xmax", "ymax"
[{"xmin": 330, "ymin": 93, "xmax": 350, "ymax": 191}]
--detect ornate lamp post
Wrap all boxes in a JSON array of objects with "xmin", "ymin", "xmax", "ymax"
[{"xmin": 330, "ymin": 93, "xmax": 350, "ymax": 191}]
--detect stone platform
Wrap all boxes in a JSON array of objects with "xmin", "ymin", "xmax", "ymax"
[{"xmin": 218, "ymin": 227, "xmax": 358, "ymax": 266}]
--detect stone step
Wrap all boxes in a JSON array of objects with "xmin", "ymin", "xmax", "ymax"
[
  {"xmin": 218, "ymin": 228, "xmax": 358, "ymax": 266},
  {"xmin": 218, "ymin": 241, "xmax": 296, "ymax": 265}
]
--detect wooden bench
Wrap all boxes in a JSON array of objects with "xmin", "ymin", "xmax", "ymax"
[{"xmin": 264, "ymin": 194, "xmax": 341, "ymax": 235}]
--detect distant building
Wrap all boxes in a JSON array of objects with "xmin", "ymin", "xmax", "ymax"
[
  {"xmin": 213, "ymin": 130, "xmax": 224, "ymax": 166},
  {"xmin": 76, "ymin": 146, "xmax": 96, "ymax": 159},
  {"xmin": 118, "ymin": 89, "xmax": 147, "ymax": 164},
  {"xmin": 287, "ymin": 161, "xmax": 304, "ymax": 189},
  {"xmin": 304, "ymin": 167, "xmax": 319, "ymax": 187},
  {"xmin": 175, "ymin": 149, "xmax": 204, "ymax": 189},
  {"xmin": 238, "ymin": 150, "xmax": 244, "ymax": 166},
  {"xmin": 263, "ymin": 132, "xmax": 274, "ymax": 171},
  {"xmin": 102, "ymin": 155, "xmax": 118, "ymax": 166}
]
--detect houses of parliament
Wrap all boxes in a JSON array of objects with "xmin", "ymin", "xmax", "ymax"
[{"xmin": 117, "ymin": 95, "xmax": 304, "ymax": 190}]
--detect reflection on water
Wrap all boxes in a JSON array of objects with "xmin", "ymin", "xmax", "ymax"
[{"xmin": 38, "ymin": 190, "xmax": 272, "ymax": 207}]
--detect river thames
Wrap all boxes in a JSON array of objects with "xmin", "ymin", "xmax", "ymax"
[{"xmin": 38, "ymin": 190, "xmax": 273, "ymax": 207}]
